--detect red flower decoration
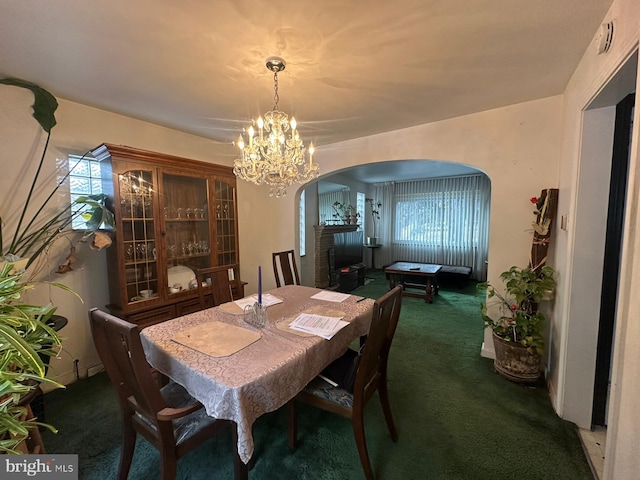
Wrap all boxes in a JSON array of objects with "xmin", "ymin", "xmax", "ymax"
[
  {"xmin": 530, "ymin": 197, "xmax": 538, "ymax": 204},
  {"xmin": 510, "ymin": 304, "xmax": 517, "ymax": 311}
]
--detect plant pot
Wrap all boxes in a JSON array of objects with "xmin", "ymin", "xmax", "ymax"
[
  {"xmin": 491, "ymin": 332, "xmax": 542, "ymax": 383},
  {"xmin": 366, "ymin": 236, "xmax": 378, "ymax": 246}
]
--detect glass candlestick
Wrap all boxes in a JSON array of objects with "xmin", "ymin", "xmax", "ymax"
[{"xmin": 244, "ymin": 302, "xmax": 267, "ymax": 328}]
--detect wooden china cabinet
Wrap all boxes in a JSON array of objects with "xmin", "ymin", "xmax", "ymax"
[{"xmin": 91, "ymin": 144, "xmax": 244, "ymax": 326}]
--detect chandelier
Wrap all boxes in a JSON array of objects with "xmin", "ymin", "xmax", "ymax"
[{"xmin": 233, "ymin": 57, "xmax": 318, "ymax": 197}]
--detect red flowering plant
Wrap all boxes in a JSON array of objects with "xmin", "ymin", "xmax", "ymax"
[{"xmin": 477, "ymin": 265, "xmax": 556, "ymax": 355}]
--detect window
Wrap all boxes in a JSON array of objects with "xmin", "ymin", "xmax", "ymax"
[
  {"xmin": 356, "ymin": 192, "xmax": 365, "ymax": 233},
  {"xmin": 299, "ymin": 190, "xmax": 306, "ymax": 256},
  {"xmin": 388, "ymin": 174, "xmax": 490, "ymax": 275},
  {"xmin": 68, "ymin": 155, "xmax": 103, "ymax": 230}
]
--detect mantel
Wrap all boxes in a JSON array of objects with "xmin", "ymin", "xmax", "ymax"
[{"xmin": 313, "ymin": 224, "xmax": 359, "ymax": 234}]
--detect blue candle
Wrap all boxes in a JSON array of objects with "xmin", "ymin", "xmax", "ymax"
[{"xmin": 258, "ymin": 265, "xmax": 262, "ymax": 305}]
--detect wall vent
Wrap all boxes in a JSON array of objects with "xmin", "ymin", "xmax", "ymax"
[{"xmin": 596, "ymin": 21, "xmax": 615, "ymax": 55}]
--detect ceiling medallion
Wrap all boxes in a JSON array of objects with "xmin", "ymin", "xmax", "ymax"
[{"xmin": 233, "ymin": 56, "xmax": 318, "ymax": 197}]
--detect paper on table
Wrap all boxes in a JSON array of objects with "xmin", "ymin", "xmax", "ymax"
[
  {"xmin": 234, "ymin": 293, "xmax": 283, "ymax": 310},
  {"xmin": 310, "ymin": 291, "xmax": 351, "ymax": 302},
  {"xmin": 289, "ymin": 313, "xmax": 348, "ymax": 340}
]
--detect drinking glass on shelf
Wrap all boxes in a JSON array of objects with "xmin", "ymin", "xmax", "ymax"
[
  {"xmin": 168, "ymin": 244, "xmax": 176, "ymax": 258},
  {"xmin": 125, "ymin": 244, "xmax": 134, "ymax": 262},
  {"xmin": 186, "ymin": 208, "xmax": 193, "ymax": 219},
  {"xmin": 121, "ymin": 199, "xmax": 132, "ymax": 218},
  {"xmin": 136, "ymin": 243, "xmax": 147, "ymax": 260},
  {"xmin": 176, "ymin": 208, "xmax": 183, "ymax": 219}
]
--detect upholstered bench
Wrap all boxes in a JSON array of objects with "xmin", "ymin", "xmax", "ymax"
[{"xmin": 438, "ymin": 265, "xmax": 472, "ymax": 288}]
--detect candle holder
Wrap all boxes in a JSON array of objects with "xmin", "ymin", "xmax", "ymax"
[{"xmin": 244, "ymin": 302, "xmax": 267, "ymax": 328}]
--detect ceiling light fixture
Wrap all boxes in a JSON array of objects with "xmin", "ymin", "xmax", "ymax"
[{"xmin": 233, "ymin": 56, "xmax": 318, "ymax": 197}]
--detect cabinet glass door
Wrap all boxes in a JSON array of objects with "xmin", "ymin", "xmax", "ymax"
[
  {"xmin": 118, "ymin": 169, "xmax": 159, "ymax": 304},
  {"xmin": 162, "ymin": 173, "xmax": 211, "ymax": 295},
  {"xmin": 214, "ymin": 180, "xmax": 237, "ymax": 266}
]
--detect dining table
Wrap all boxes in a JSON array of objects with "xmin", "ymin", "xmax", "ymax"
[{"xmin": 140, "ymin": 284, "xmax": 374, "ymax": 479}]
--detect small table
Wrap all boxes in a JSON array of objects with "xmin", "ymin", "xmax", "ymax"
[
  {"xmin": 363, "ymin": 243, "xmax": 382, "ymax": 269},
  {"xmin": 384, "ymin": 262, "xmax": 442, "ymax": 303}
]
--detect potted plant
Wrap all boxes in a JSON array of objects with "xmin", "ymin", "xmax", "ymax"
[
  {"xmin": 0, "ymin": 263, "xmax": 73, "ymax": 453},
  {"xmin": 365, "ymin": 198, "xmax": 382, "ymax": 245},
  {"xmin": 332, "ymin": 202, "xmax": 360, "ymax": 225},
  {"xmin": 477, "ymin": 265, "xmax": 556, "ymax": 382}
]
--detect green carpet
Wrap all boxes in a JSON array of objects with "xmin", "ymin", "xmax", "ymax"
[{"xmin": 41, "ymin": 271, "xmax": 593, "ymax": 479}]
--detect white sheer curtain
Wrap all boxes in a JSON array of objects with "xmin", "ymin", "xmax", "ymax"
[
  {"xmin": 373, "ymin": 183, "xmax": 394, "ymax": 269},
  {"xmin": 374, "ymin": 175, "xmax": 490, "ymax": 279},
  {"xmin": 318, "ymin": 188, "xmax": 349, "ymax": 224}
]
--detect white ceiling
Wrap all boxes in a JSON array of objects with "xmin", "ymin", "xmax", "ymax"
[{"xmin": 1, "ymin": 0, "xmax": 613, "ymax": 180}]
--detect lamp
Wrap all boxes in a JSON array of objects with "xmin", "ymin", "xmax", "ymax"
[{"xmin": 233, "ymin": 57, "xmax": 318, "ymax": 197}]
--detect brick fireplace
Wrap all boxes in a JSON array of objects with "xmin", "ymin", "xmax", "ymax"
[{"xmin": 313, "ymin": 224, "xmax": 359, "ymax": 288}]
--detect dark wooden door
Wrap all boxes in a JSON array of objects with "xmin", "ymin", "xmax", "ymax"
[{"xmin": 592, "ymin": 93, "xmax": 635, "ymax": 426}]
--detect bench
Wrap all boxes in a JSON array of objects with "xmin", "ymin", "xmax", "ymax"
[{"xmin": 438, "ymin": 265, "xmax": 472, "ymax": 288}]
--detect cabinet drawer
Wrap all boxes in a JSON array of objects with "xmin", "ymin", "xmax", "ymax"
[
  {"xmin": 176, "ymin": 297, "xmax": 211, "ymax": 316},
  {"xmin": 129, "ymin": 305, "xmax": 176, "ymax": 327}
]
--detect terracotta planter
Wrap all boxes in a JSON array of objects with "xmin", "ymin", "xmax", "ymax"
[{"xmin": 492, "ymin": 333, "xmax": 542, "ymax": 383}]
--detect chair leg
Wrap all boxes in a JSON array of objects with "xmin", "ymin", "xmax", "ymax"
[
  {"xmin": 118, "ymin": 418, "xmax": 136, "ymax": 480},
  {"xmin": 352, "ymin": 405, "xmax": 375, "ymax": 480},
  {"xmin": 378, "ymin": 378, "xmax": 398, "ymax": 442},
  {"xmin": 287, "ymin": 400, "xmax": 298, "ymax": 451},
  {"xmin": 160, "ymin": 449, "xmax": 178, "ymax": 480}
]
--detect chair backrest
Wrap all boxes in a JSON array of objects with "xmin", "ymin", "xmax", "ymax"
[
  {"xmin": 272, "ymin": 250, "xmax": 301, "ymax": 287},
  {"xmin": 88, "ymin": 308, "xmax": 168, "ymax": 420},
  {"xmin": 354, "ymin": 286, "xmax": 403, "ymax": 398},
  {"xmin": 196, "ymin": 265, "xmax": 237, "ymax": 307}
]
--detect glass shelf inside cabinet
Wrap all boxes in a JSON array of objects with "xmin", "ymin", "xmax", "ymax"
[
  {"xmin": 215, "ymin": 180, "xmax": 237, "ymax": 266},
  {"xmin": 119, "ymin": 170, "xmax": 159, "ymax": 303},
  {"xmin": 163, "ymin": 173, "xmax": 212, "ymax": 294}
]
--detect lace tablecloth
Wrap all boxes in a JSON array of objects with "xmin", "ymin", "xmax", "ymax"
[{"xmin": 140, "ymin": 285, "xmax": 374, "ymax": 464}]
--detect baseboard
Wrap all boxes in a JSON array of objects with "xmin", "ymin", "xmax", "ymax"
[
  {"xmin": 87, "ymin": 365, "xmax": 104, "ymax": 377},
  {"xmin": 41, "ymin": 363, "xmax": 105, "ymax": 393}
]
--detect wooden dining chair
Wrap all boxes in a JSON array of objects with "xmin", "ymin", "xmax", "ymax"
[
  {"xmin": 272, "ymin": 250, "xmax": 300, "ymax": 287},
  {"xmin": 288, "ymin": 286, "xmax": 403, "ymax": 480},
  {"xmin": 89, "ymin": 308, "xmax": 233, "ymax": 480},
  {"xmin": 196, "ymin": 264, "xmax": 238, "ymax": 307}
]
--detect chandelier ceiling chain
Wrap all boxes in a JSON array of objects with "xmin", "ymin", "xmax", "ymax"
[{"xmin": 233, "ymin": 56, "xmax": 318, "ymax": 197}]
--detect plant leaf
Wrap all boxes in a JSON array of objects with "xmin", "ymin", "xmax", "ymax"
[{"xmin": 0, "ymin": 78, "xmax": 58, "ymax": 133}]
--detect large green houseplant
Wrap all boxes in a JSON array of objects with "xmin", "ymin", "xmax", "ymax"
[
  {"xmin": 0, "ymin": 78, "xmax": 113, "ymax": 452},
  {"xmin": 478, "ymin": 265, "xmax": 556, "ymax": 382},
  {"xmin": 0, "ymin": 263, "xmax": 73, "ymax": 452}
]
